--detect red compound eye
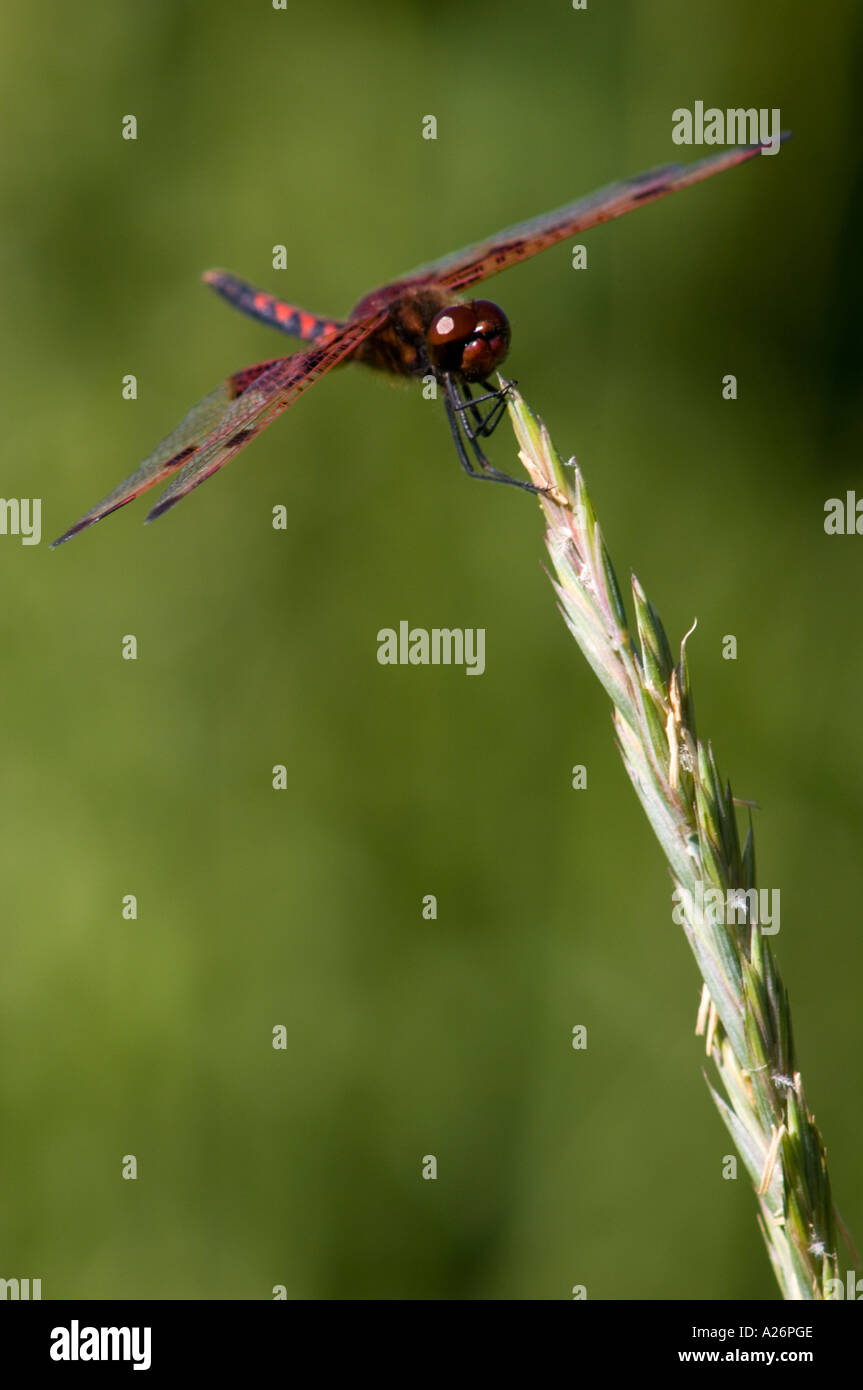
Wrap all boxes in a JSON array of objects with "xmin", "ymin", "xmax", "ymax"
[{"xmin": 427, "ymin": 300, "xmax": 511, "ymax": 380}]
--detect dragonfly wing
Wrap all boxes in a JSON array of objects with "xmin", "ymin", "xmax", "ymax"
[
  {"xmin": 51, "ymin": 360, "xmax": 282, "ymax": 546},
  {"xmin": 388, "ymin": 140, "xmax": 789, "ymax": 296},
  {"xmin": 52, "ymin": 314, "xmax": 384, "ymax": 545},
  {"xmin": 144, "ymin": 312, "xmax": 385, "ymax": 522},
  {"xmin": 203, "ymin": 269, "xmax": 346, "ymax": 343}
]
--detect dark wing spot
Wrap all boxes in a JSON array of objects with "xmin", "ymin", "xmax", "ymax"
[
  {"xmin": 167, "ymin": 445, "xmax": 197, "ymax": 470},
  {"xmin": 229, "ymin": 359, "xmax": 281, "ymax": 399},
  {"xmin": 227, "ymin": 428, "xmax": 256, "ymax": 449}
]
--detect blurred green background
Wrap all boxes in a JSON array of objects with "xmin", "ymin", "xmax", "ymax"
[{"xmin": 1, "ymin": 0, "xmax": 861, "ymax": 1300}]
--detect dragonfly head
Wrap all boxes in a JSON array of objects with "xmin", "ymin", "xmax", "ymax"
[{"xmin": 427, "ymin": 300, "xmax": 511, "ymax": 381}]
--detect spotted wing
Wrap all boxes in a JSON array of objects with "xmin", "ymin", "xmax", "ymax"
[
  {"xmin": 203, "ymin": 269, "xmax": 346, "ymax": 342},
  {"xmin": 385, "ymin": 140, "xmax": 789, "ymax": 297},
  {"xmin": 52, "ymin": 314, "xmax": 384, "ymax": 546}
]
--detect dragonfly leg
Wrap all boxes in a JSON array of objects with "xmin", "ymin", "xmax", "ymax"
[
  {"xmin": 451, "ymin": 378, "xmax": 513, "ymax": 438},
  {"xmin": 473, "ymin": 378, "xmax": 515, "ymax": 437},
  {"xmin": 442, "ymin": 376, "xmax": 546, "ymax": 495}
]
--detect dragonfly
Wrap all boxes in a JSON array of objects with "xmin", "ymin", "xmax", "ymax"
[{"xmin": 51, "ymin": 140, "xmax": 785, "ymax": 547}]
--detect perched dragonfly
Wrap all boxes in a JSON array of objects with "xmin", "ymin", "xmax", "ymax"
[{"xmin": 52, "ymin": 141, "xmax": 784, "ymax": 547}]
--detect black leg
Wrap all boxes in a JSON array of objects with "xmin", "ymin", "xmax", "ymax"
[
  {"xmin": 473, "ymin": 383, "xmax": 511, "ymax": 438},
  {"xmin": 450, "ymin": 379, "xmax": 493, "ymax": 436},
  {"xmin": 443, "ymin": 383, "xmax": 485, "ymax": 480},
  {"xmin": 442, "ymin": 375, "xmax": 546, "ymax": 495},
  {"xmin": 452, "ymin": 378, "xmax": 513, "ymax": 438}
]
